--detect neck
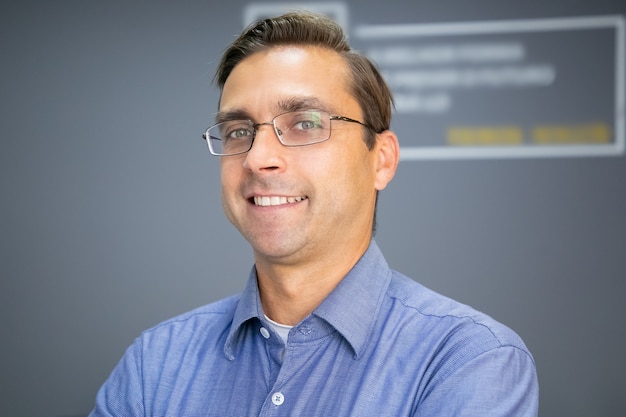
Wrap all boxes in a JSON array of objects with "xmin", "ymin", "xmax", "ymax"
[{"xmin": 255, "ymin": 239, "xmax": 370, "ymax": 325}]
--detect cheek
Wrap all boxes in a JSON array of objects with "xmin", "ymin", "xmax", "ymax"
[
  {"xmin": 316, "ymin": 150, "xmax": 375, "ymax": 200},
  {"xmin": 220, "ymin": 159, "xmax": 241, "ymax": 186},
  {"xmin": 220, "ymin": 163, "xmax": 242, "ymax": 207}
]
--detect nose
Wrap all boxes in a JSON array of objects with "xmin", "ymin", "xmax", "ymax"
[{"xmin": 242, "ymin": 123, "xmax": 286, "ymax": 173}]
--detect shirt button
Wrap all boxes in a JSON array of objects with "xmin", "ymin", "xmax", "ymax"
[
  {"xmin": 272, "ymin": 392, "xmax": 284, "ymax": 406},
  {"xmin": 260, "ymin": 327, "xmax": 270, "ymax": 339}
]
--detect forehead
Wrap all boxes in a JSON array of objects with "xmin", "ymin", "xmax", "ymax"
[{"xmin": 219, "ymin": 45, "xmax": 357, "ymax": 118}]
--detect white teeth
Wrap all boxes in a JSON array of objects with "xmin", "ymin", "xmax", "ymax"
[{"xmin": 254, "ymin": 196, "xmax": 306, "ymax": 206}]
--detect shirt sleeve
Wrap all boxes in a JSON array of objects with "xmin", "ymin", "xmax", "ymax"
[
  {"xmin": 415, "ymin": 345, "xmax": 539, "ymax": 417},
  {"xmin": 88, "ymin": 338, "xmax": 145, "ymax": 417}
]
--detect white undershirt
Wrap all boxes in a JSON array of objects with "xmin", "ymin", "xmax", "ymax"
[{"xmin": 264, "ymin": 315, "xmax": 293, "ymax": 344}]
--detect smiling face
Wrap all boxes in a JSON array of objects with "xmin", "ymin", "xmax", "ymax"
[{"xmin": 218, "ymin": 45, "xmax": 396, "ymax": 269}]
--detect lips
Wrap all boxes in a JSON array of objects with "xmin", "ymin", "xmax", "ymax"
[{"xmin": 253, "ymin": 196, "xmax": 308, "ymax": 206}]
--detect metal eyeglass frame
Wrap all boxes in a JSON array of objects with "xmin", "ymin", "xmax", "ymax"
[{"xmin": 202, "ymin": 110, "xmax": 374, "ymax": 156}]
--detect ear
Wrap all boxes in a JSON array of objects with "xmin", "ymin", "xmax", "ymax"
[{"xmin": 373, "ymin": 130, "xmax": 400, "ymax": 191}]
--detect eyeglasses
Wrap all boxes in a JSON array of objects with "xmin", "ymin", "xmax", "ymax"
[{"xmin": 202, "ymin": 109, "xmax": 372, "ymax": 156}]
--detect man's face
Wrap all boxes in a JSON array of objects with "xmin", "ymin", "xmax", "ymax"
[{"xmin": 218, "ymin": 45, "xmax": 390, "ymax": 267}]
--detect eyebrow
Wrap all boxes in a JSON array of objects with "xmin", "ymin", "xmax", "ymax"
[
  {"xmin": 215, "ymin": 96, "xmax": 334, "ymax": 124},
  {"xmin": 276, "ymin": 96, "xmax": 331, "ymax": 113},
  {"xmin": 214, "ymin": 109, "xmax": 252, "ymax": 124}
]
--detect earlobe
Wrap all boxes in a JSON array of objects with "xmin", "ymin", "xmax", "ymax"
[{"xmin": 374, "ymin": 130, "xmax": 400, "ymax": 191}]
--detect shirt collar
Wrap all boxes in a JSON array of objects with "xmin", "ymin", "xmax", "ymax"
[
  {"xmin": 224, "ymin": 240, "xmax": 392, "ymax": 360},
  {"xmin": 224, "ymin": 267, "xmax": 263, "ymax": 360},
  {"xmin": 312, "ymin": 240, "xmax": 392, "ymax": 358}
]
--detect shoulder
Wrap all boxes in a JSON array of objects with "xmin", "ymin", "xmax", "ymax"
[
  {"xmin": 385, "ymin": 270, "xmax": 532, "ymax": 356},
  {"xmin": 382, "ymin": 271, "xmax": 537, "ymax": 406},
  {"xmin": 138, "ymin": 293, "xmax": 241, "ymax": 347}
]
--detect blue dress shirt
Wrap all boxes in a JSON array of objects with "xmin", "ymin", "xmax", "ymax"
[{"xmin": 89, "ymin": 240, "xmax": 538, "ymax": 416}]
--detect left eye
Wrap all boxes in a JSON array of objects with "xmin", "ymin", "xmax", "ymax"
[{"xmin": 296, "ymin": 120, "xmax": 317, "ymax": 130}]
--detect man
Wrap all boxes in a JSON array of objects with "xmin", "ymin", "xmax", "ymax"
[{"xmin": 89, "ymin": 11, "xmax": 538, "ymax": 416}]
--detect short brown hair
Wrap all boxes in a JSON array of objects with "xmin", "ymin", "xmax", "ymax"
[{"xmin": 214, "ymin": 10, "xmax": 394, "ymax": 150}]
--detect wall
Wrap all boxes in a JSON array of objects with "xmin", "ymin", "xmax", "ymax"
[{"xmin": 1, "ymin": 1, "xmax": 624, "ymax": 416}]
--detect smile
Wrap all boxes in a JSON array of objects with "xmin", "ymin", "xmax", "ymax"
[{"xmin": 253, "ymin": 196, "xmax": 308, "ymax": 206}]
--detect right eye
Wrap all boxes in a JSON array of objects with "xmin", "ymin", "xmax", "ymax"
[
  {"xmin": 224, "ymin": 127, "xmax": 252, "ymax": 139},
  {"xmin": 222, "ymin": 123, "xmax": 253, "ymax": 140}
]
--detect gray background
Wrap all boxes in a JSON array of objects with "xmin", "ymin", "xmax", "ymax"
[{"xmin": 1, "ymin": 1, "xmax": 624, "ymax": 416}]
